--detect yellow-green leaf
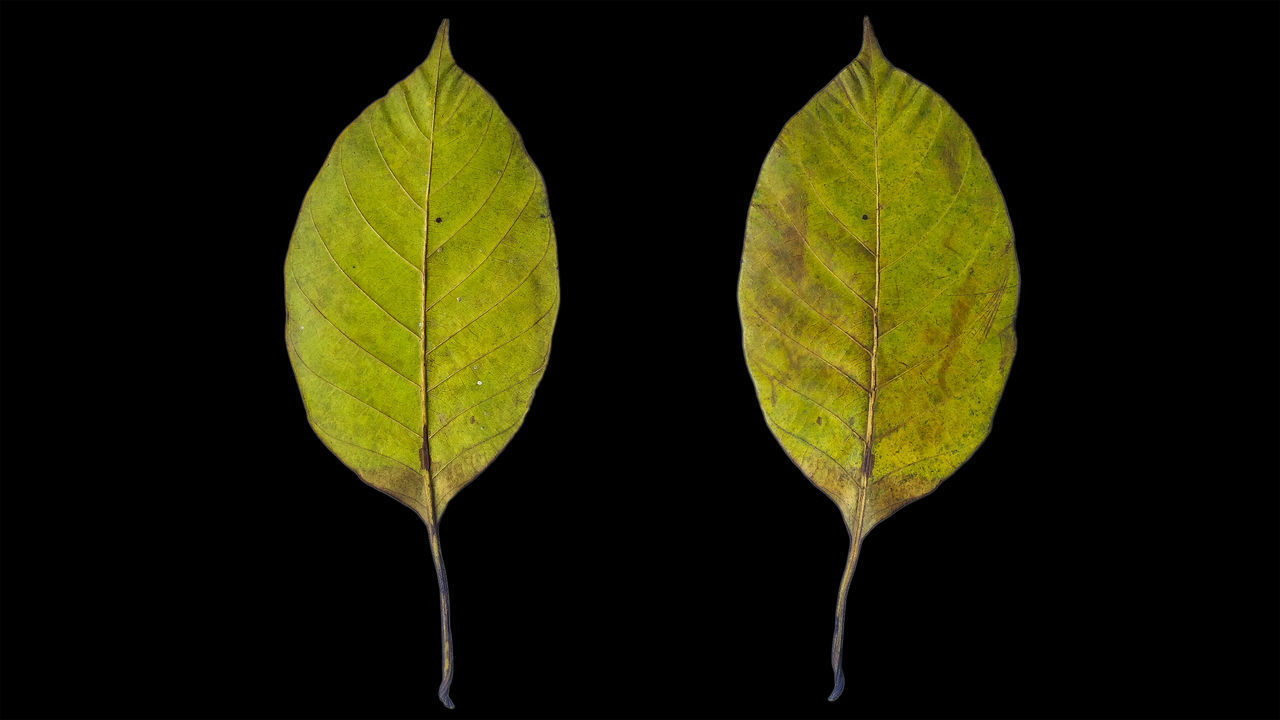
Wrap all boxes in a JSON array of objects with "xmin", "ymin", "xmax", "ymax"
[
  {"xmin": 284, "ymin": 20, "xmax": 558, "ymax": 708},
  {"xmin": 738, "ymin": 18, "xmax": 1018, "ymax": 700}
]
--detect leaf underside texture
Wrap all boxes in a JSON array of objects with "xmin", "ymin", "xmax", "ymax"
[
  {"xmin": 738, "ymin": 18, "xmax": 1018, "ymax": 701},
  {"xmin": 284, "ymin": 20, "xmax": 559, "ymax": 708}
]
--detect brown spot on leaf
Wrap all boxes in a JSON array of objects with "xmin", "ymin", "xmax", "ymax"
[
  {"xmin": 358, "ymin": 466, "xmax": 429, "ymax": 518},
  {"xmin": 817, "ymin": 416, "xmax": 824, "ymax": 426},
  {"xmin": 937, "ymin": 133, "xmax": 963, "ymax": 192},
  {"xmin": 858, "ymin": 446, "xmax": 875, "ymax": 485},
  {"xmin": 922, "ymin": 324, "xmax": 945, "ymax": 346},
  {"xmin": 941, "ymin": 228, "xmax": 961, "ymax": 257},
  {"xmin": 419, "ymin": 427, "xmax": 431, "ymax": 470},
  {"xmin": 937, "ymin": 292, "xmax": 976, "ymax": 395},
  {"xmin": 761, "ymin": 184, "xmax": 811, "ymax": 285},
  {"xmin": 920, "ymin": 416, "xmax": 943, "ymax": 445},
  {"xmin": 469, "ymin": 416, "xmax": 476, "ymax": 424},
  {"xmin": 999, "ymin": 324, "xmax": 1017, "ymax": 372}
]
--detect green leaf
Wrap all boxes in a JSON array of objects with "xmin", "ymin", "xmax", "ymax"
[
  {"xmin": 284, "ymin": 20, "xmax": 558, "ymax": 708},
  {"xmin": 738, "ymin": 18, "xmax": 1018, "ymax": 700}
]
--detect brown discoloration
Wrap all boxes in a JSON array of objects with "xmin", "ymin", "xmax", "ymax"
[
  {"xmin": 757, "ymin": 181, "xmax": 812, "ymax": 287},
  {"xmin": 779, "ymin": 184, "xmax": 810, "ymax": 237},
  {"xmin": 937, "ymin": 291, "xmax": 975, "ymax": 395},
  {"xmin": 817, "ymin": 415, "xmax": 824, "ymax": 426},
  {"xmin": 921, "ymin": 323, "xmax": 945, "ymax": 347},
  {"xmin": 754, "ymin": 284, "xmax": 789, "ymax": 321},
  {"xmin": 941, "ymin": 228, "xmax": 961, "ymax": 256},
  {"xmin": 867, "ymin": 469, "xmax": 943, "ymax": 530},
  {"xmin": 753, "ymin": 218, "xmax": 803, "ymax": 288},
  {"xmin": 920, "ymin": 416, "xmax": 943, "ymax": 445},
  {"xmin": 858, "ymin": 443, "xmax": 875, "ymax": 486},
  {"xmin": 999, "ymin": 323, "xmax": 1017, "ymax": 372},
  {"xmin": 937, "ymin": 133, "xmax": 963, "ymax": 193},
  {"xmin": 358, "ymin": 465, "xmax": 430, "ymax": 520},
  {"xmin": 469, "ymin": 416, "xmax": 476, "ymax": 424},
  {"xmin": 420, "ymin": 425, "xmax": 432, "ymax": 471}
]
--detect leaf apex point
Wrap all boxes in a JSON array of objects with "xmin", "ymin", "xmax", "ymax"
[{"xmin": 859, "ymin": 16, "xmax": 882, "ymax": 59}]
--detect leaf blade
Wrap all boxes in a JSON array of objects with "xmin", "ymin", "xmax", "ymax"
[
  {"xmin": 285, "ymin": 20, "xmax": 559, "ymax": 707},
  {"xmin": 739, "ymin": 17, "xmax": 1018, "ymax": 700}
]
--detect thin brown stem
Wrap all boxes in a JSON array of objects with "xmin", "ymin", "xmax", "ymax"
[
  {"xmin": 427, "ymin": 521, "xmax": 455, "ymax": 709},
  {"xmin": 828, "ymin": 490, "xmax": 866, "ymax": 702}
]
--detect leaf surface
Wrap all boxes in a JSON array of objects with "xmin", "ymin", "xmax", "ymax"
[
  {"xmin": 738, "ymin": 18, "xmax": 1018, "ymax": 700},
  {"xmin": 284, "ymin": 20, "xmax": 559, "ymax": 708}
]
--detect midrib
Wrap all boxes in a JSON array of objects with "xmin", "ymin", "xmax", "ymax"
[
  {"xmin": 419, "ymin": 49, "xmax": 444, "ymax": 508},
  {"xmin": 856, "ymin": 60, "xmax": 880, "ymax": 535}
]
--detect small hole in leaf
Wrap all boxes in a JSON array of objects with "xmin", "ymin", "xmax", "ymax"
[
  {"xmin": 861, "ymin": 214, "xmax": 868, "ymax": 220},
  {"xmin": 435, "ymin": 217, "xmax": 443, "ymax": 223}
]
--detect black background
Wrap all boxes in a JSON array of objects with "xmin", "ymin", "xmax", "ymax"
[{"xmin": 1, "ymin": 2, "xmax": 1277, "ymax": 719}]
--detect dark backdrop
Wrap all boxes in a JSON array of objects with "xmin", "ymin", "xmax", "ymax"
[{"xmin": 1, "ymin": 2, "xmax": 1277, "ymax": 719}]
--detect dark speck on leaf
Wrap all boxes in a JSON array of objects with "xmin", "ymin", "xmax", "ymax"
[
  {"xmin": 435, "ymin": 217, "xmax": 443, "ymax": 223},
  {"xmin": 862, "ymin": 214, "xmax": 869, "ymax": 220}
]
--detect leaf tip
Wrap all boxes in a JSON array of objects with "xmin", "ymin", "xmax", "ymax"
[
  {"xmin": 859, "ymin": 16, "xmax": 884, "ymax": 62},
  {"xmin": 433, "ymin": 18, "xmax": 452, "ymax": 55}
]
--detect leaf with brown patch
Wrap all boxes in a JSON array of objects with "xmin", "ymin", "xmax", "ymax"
[{"xmin": 738, "ymin": 18, "xmax": 1019, "ymax": 701}]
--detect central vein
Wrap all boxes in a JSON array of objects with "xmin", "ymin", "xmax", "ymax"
[
  {"xmin": 420, "ymin": 49, "xmax": 443, "ymax": 491},
  {"xmin": 859, "ymin": 61, "xmax": 880, "ymax": 507}
]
